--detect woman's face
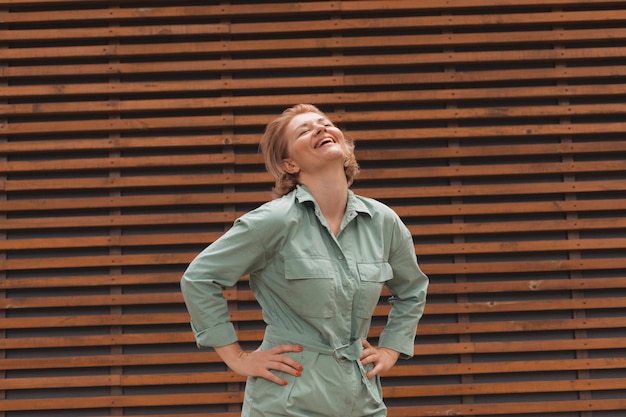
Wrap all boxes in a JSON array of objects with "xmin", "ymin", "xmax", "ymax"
[{"xmin": 282, "ymin": 111, "xmax": 347, "ymax": 176}]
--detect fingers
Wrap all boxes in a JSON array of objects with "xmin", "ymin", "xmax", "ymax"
[
  {"xmin": 261, "ymin": 369, "xmax": 290, "ymax": 386},
  {"xmin": 266, "ymin": 344, "xmax": 304, "ymax": 375},
  {"xmin": 360, "ymin": 339, "xmax": 376, "ymax": 364},
  {"xmin": 365, "ymin": 363, "xmax": 383, "ymax": 379},
  {"xmin": 360, "ymin": 339, "xmax": 399, "ymax": 378},
  {"xmin": 257, "ymin": 344, "xmax": 304, "ymax": 385}
]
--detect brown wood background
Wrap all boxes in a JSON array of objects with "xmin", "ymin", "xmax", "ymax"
[{"xmin": 1, "ymin": 1, "xmax": 626, "ymax": 416}]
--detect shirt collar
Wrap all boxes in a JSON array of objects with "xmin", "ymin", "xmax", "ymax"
[{"xmin": 294, "ymin": 184, "xmax": 372, "ymax": 218}]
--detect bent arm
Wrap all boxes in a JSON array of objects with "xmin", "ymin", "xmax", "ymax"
[
  {"xmin": 180, "ymin": 218, "xmax": 266, "ymax": 348},
  {"xmin": 379, "ymin": 219, "xmax": 429, "ymax": 359}
]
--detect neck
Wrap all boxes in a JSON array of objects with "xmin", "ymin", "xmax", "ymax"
[{"xmin": 299, "ymin": 169, "xmax": 349, "ymax": 235}]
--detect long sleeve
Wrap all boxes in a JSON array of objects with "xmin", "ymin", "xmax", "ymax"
[
  {"xmin": 378, "ymin": 218, "xmax": 429, "ymax": 358},
  {"xmin": 180, "ymin": 218, "xmax": 267, "ymax": 348}
]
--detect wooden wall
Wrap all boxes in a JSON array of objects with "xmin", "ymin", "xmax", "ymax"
[{"xmin": 2, "ymin": 1, "xmax": 626, "ymax": 416}]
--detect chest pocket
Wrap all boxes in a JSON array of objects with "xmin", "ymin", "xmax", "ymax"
[
  {"xmin": 284, "ymin": 257, "xmax": 336, "ymax": 318},
  {"xmin": 354, "ymin": 262, "xmax": 393, "ymax": 318}
]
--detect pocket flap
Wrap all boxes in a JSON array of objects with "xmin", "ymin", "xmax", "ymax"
[
  {"xmin": 357, "ymin": 262, "xmax": 393, "ymax": 283},
  {"xmin": 285, "ymin": 257, "xmax": 334, "ymax": 280}
]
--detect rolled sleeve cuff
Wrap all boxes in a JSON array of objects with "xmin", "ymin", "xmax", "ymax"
[
  {"xmin": 378, "ymin": 330, "xmax": 415, "ymax": 359},
  {"xmin": 191, "ymin": 321, "xmax": 238, "ymax": 349}
]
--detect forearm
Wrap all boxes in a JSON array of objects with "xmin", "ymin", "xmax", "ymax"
[{"xmin": 214, "ymin": 341, "xmax": 246, "ymax": 370}]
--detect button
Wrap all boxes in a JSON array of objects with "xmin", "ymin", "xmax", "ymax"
[{"xmin": 337, "ymin": 255, "xmax": 344, "ymax": 260}]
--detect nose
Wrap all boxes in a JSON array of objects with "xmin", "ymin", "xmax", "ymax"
[{"xmin": 313, "ymin": 122, "xmax": 326, "ymax": 134}]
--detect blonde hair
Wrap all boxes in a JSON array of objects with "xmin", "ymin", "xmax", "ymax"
[{"xmin": 260, "ymin": 104, "xmax": 359, "ymax": 198}]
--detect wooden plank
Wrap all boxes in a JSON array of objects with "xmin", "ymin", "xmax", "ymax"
[
  {"xmin": 2, "ymin": 372, "xmax": 244, "ymax": 390},
  {"xmin": 1, "ymin": 192, "xmax": 624, "ymax": 217},
  {"xmin": 423, "ymin": 258, "xmax": 626, "ymax": 275},
  {"xmin": 3, "ymin": 231, "xmax": 624, "ymax": 257},
  {"xmin": 416, "ymin": 238, "xmax": 626, "ymax": 256},
  {"xmin": 3, "ymin": 46, "xmax": 626, "ymax": 82},
  {"xmin": 4, "ymin": 83, "xmax": 626, "ymax": 116},
  {"xmin": 1, "ymin": 0, "xmax": 624, "ymax": 13},
  {"xmin": 4, "ymin": 26, "xmax": 626, "ymax": 55},
  {"xmin": 4, "ymin": 356, "xmax": 626, "ymax": 389},
  {"xmin": 0, "ymin": 135, "xmax": 245, "ymax": 154},
  {"xmin": 2, "ymin": 159, "xmax": 625, "ymax": 184},
  {"xmin": 3, "ymin": 316, "xmax": 625, "ymax": 350},
  {"xmin": 0, "ymin": 24, "xmax": 229, "ymax": 42},
  {"xmin": 3, "ymin": 4, "xmax": 625, "ymax": 27},
  {"xmin": 2, "ymin": 130, "xmax": 626, "ymax": 170},
  {"xmin": 3, "ymin": 59, "xmax": 625, "ymax": 85},
  {"xmin": 0, "ymin": 312, "xmax": 194, "ymax": 330},
  {"xmin": 3, "ymin": 272, "xmax": 626, "ymax": 296},
  {"xmin": 3, "ymin": 96, "xmax": 625, "ymax": 123},
  {"xmin": 4, "ymin": 201, "xmax": 625, "ymax": 234},
  {"xmin": 3, "ymin": 289, "xmax": 626, "ymax": 314},
  {"xmin": 0, "ymin": 392, "xmax": 244, "ymax": 411},
  {"xmin": 0, "ymin": 2, "xmax": 338, "ymax": 24},
  {"xmin": 386, "ymin": 378, "xmax": 626, "ymax": 397},
  {"xmin": 389, "ymin": 357, "xmax": 626, "ymax": 377},
  {"xmin": 0, "ymin": 272, "xmax": 181, "ymax": 289},
  {"xmin": 388, "ymin": 399, "xmax": 626, "ymax": 417},
  {"xmin": 4, "ymin": 377, "xmax": 626, "ymax": 402},
  {"xmin": 0, "ymin": 153, "xmax": 235, "ymax": 172},
  {"xmin": 2, "ymin": 338, "xmax": 625, "ymax": 371},
  {"xmin": 355, "ymin": 180, "xmax": 626, "ymax": 201},
  {"xmin": 358, "ymin": 160, "xmax": 626, "ymax": 181}
]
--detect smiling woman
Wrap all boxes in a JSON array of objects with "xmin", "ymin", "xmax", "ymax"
[
  {"xmin": 180, "ymin": 104, "xmax": 429, "ymax": 417},
  {"xmin": 260, "ymin": 104, "xmax": 360, "ymax": 199}
]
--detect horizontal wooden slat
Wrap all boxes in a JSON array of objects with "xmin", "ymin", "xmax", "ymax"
[
  {"xmin": 3, "ymin": 6, "xmax": 626, "ymax": 32},
  {"xmin": 2, "ymin": 338, "xmax": 625, "ymax": 371},
  {"xmin": 390, "ymin": 378, "xmax": 626, "ymax": 397},
  {"xmin": 2, "ymin": 0, "xmax": 625, "ymax": 12},
  {"xmin": 2, "ymin": 194, "xmax": 624, "ymax": 218},
  {"xmin": 2, "ymin": 378, "xmax": 626, "ymax": 411},
  {"xmin": 4, "ymin": 356, "xmax": 626, "ymax": 390},
  {"xmin": 3, "ymin": 317, "xmax": 626, "ymax": 350},
  {"xmin": 3, "ymin": 60, "xmax": 625, "ymax": 86},
  {"xmin": 0, "ymin": 59, "xmax": 624, "ymax": 102},
  {"xmin": 3, "ymin": 197, "xmax": 625, "ymax": 233},
  {"xmin": 2, "ymin": 160, "xmax": 625, "ymax": 185},
  {"xmin": 388, "ymin": 399, "xmax": 626, "ymax": 417},
  {"xmin": 3, "ymin": 273, "xmax": 626, "ymax": 295},
  {"xmin": 5, "ymin": 25, "xmax": 626, "ymax": 63},
  {"xmin": 5, "ymin": 356, "xmax": 626, "ymax": 392},
  {"xmin": 3, "ymin": 99, "xmax": 626, "ymax": 123},
  {"xmin": 2, "ymin": 232, "xmax": 625, "ymax": 258},
  {"xmin": 1, "ymin": 234, "xmax": 626, "ymax": 271},
  {"xmin": 3, "ymin": 292, "xmax": 626, "ymax": 320},
  {"xmin": 4, "ymin": 25, "xmax": 626, "ymax": 55}
]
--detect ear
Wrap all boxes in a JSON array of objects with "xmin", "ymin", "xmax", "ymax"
[{"xmin": 282, "ymin": 158, "xmax": 300, "ymax": 175}]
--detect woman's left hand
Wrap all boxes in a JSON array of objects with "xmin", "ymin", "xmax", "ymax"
[{"xmin": 359, "ymin": 339, "xmax": 400, "ymax": 378}]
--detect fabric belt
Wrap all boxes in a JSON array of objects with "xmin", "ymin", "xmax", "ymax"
[{"xmin": 263, "ymin": 326, "xmax": 382, "ymax": 405}]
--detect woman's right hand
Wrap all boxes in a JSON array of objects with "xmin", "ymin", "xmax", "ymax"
[{"xmin": 215, "ymin": 342, "xmax": 304, "ymax": 386}]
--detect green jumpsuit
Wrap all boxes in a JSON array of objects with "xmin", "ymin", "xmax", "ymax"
[{"xmin": 181, "ymin": 185, "xmax": 428, "ymax": 417}]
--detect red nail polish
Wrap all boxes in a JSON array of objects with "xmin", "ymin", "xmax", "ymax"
[
  {"xmin": 283, "ymin": 381, "xmax": 288, "ymax": 386},
  {"xmin": 296, "ymin": 371, "xmax": 301, "ymax": 377},
  {"xmin": 298, "ymin": 365, "xmax": 304, "ymax": 371},
  {"xmin": 297, "ymin": 345, "xmax": 303, "ymax": 351}
]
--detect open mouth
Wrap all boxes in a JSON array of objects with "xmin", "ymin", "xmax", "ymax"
[{"xmin": 315, "ymin": 137, "xmax": 335, "ymax": 148}]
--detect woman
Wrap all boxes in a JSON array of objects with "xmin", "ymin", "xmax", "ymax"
[{"xmin": 181, "ymin": 104, "xmax": 428, "ymax": 417}]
